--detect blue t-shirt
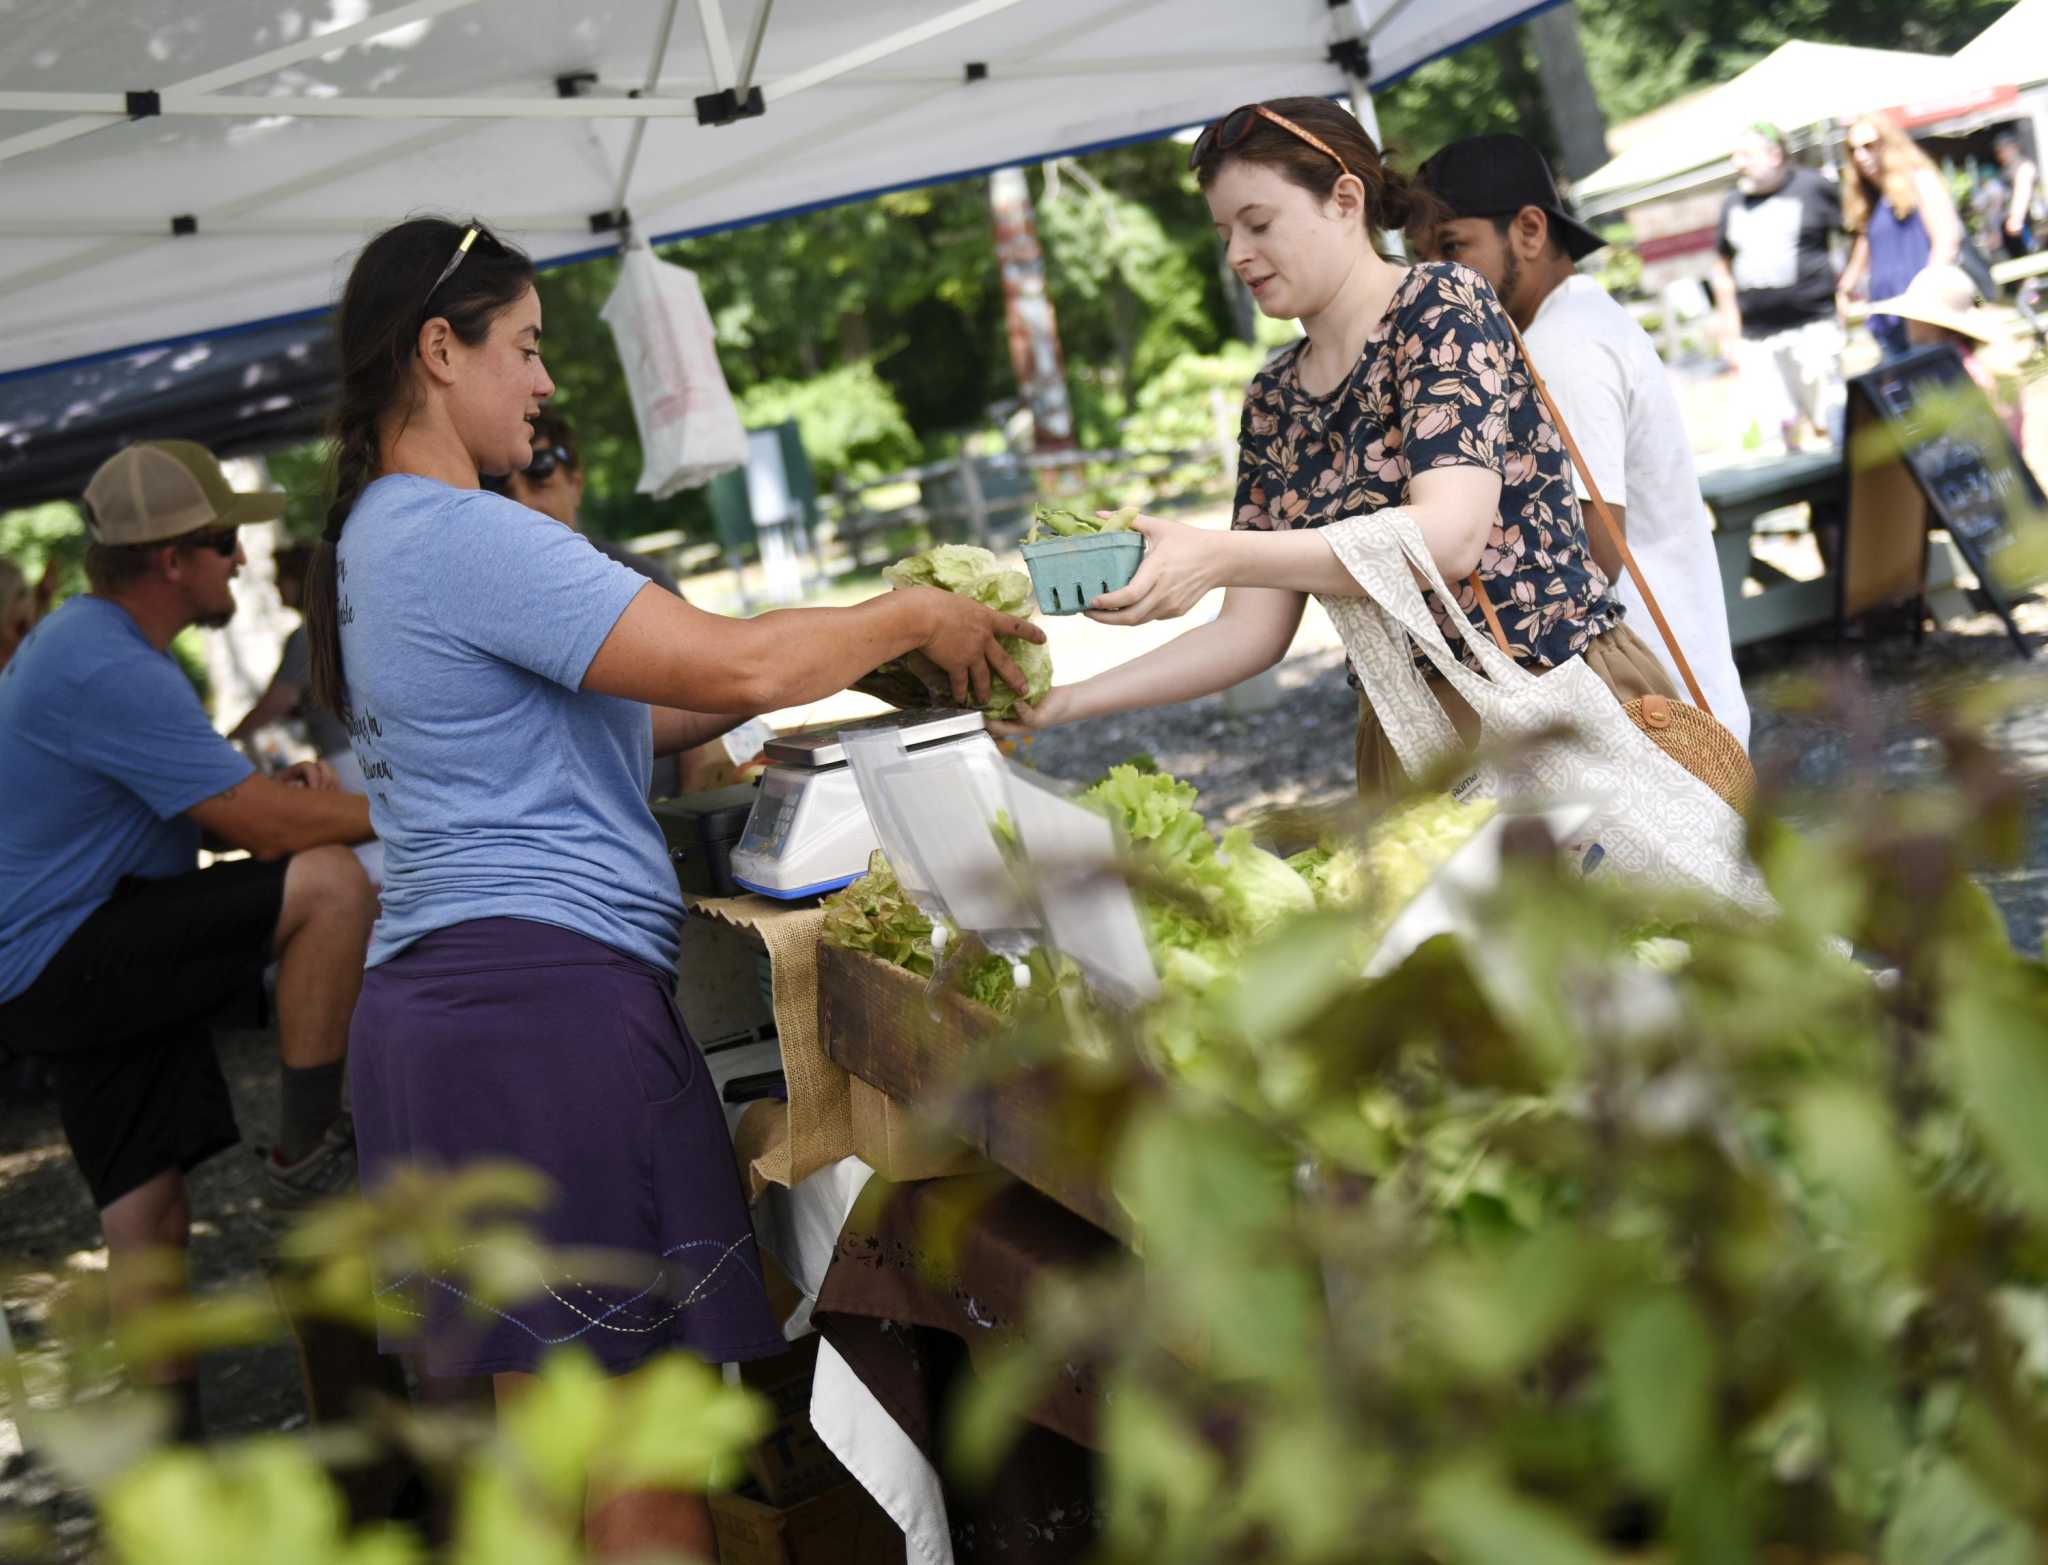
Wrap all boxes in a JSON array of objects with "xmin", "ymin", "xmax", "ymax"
[
  {"xmin": 337, "ymin": 475, "xmax": 679, "ymax": 971},
  {"xmin": 0, "ymin": 597, "xmax": 254, "ymax": 1002}
]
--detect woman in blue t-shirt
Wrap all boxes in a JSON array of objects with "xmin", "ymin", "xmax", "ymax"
[
  {"xmin": 998, "ymin": 98, "xmax": 1676, "ymax": 795},
  {"xmin": 303, "ymin": 217, "xmax": 1039, "ymax": 1558}
]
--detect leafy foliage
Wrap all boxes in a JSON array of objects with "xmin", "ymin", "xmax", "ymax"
[
  {"xmin": 937, "ymin": 676, "xmax": 2048, "ymax": 1565},
  {"xmin": 1377, "ymin": 0, "xmax": 2016, "ymax": 175},
  {"xmin": 735, "ymin": 360, "xmax": 920, "ymax": 489},
  {"xmin": 3, "ymin": 1163, "xmax": 771, "ymax": 1565}
]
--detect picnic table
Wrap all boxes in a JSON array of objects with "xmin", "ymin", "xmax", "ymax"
[{"xmin": 1700, "ymin": 449, "xmax": 1969, "ymax": 645}]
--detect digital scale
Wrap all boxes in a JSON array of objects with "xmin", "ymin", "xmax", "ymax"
[{"xmin": 727, "ymin": 708, "xmax": 994, "ymax": 900}]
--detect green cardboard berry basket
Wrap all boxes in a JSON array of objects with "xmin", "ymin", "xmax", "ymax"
[{"xmin": 1019, "ymin": 532, "xmax": 1144, "ymax": 615}]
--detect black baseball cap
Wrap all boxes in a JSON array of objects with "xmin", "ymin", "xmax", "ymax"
[{"xmin": 1414, "ymin": 133, "xmax": 1607, "ymax": 262}]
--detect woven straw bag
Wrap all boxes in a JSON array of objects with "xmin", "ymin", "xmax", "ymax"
[{"xmin": 1492, "ymin": 314, "xmax": 1756, "ymax": 810}]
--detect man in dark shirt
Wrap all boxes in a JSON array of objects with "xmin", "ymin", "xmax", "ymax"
[{"xmin": 1711, "ymin": 123, "xmax": 1847, "ymax": 453}]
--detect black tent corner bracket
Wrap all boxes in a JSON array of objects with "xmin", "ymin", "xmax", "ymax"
[
  {"xmin": 125, "ymin": 90, "xmax": 162, "ymax": 120},
  {"xmin": 170, "ymin": 214, "xmax": 197, "ymax": 236},
  {"xmin": 1326, "ymin": 38, "xmax": 1370, "ymax": 78},
  {"xmin": 695, "ymin": 86, "xmax": 765, "ymax": 127}
]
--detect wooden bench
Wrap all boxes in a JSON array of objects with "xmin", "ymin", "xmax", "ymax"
[{"xmin": 1699, "ymin": 450, "xmax": 1968, "ymax": 645}]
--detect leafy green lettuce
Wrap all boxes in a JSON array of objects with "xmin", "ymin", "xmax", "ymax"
[
  {"xmin": 820, "ymin": 851, "xmax": 1021, "ymax": 1011},
  {"xmin": 857, "ymin": 544, "xmax": 1053, "ymax": 719},
  {"xmin": 1024, "ymin": 504, "xmax": 1139, "ymax": 544}
]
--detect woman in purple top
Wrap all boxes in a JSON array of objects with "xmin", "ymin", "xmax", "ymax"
[
  {"xmin": 304, "ymin": 216, "xmax": 1040, "ymax": 1559},
  {"xmin": 1839, "ymin": 114, "xmax": 1963, "ymax": 361}
]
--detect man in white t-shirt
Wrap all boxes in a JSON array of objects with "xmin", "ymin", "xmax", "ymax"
[{"xmin": 1411, "ymin": 133, "xmax": 1751, "ymax": 748}]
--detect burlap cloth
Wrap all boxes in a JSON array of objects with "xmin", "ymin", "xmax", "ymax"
[{"xmin": 687, "ymin": 894, "xmax": 851, "ymax": 1189}]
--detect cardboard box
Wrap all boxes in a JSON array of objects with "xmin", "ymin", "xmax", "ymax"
[
  {"xmin": 710, "ymin": 1478, "xmax": 905, "ymax": 1565},
  {"xmin": 736, "ymin": 1336, "xmax": 845, "ymax": 1506},
  {"xmin": 850, "ymin": 1075, "xmax": 989, "ymax": 1183}
]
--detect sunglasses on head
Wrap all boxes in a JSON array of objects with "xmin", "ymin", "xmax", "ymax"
[
  {"xmin": 418, "ymin": 224, "xmax": 480, "ymax": 326},
  {"xmin": 1189, "ymin": 103, "xmax": 1350, "ymax": 178},
  {"xmin": 179, "ymin": 527, "xmax": 239, "ymax": 558},
  {"xmin": 480, "ymin": 444, "xmax": 573, "ymax": 491}
]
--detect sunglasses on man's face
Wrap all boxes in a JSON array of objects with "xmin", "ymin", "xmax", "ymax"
[
  {"xmin": 179, "ymin": 528, "xmax": 240, "ymax": 558},
  {"xmin": 480, "ymin": 445, "xmax": 574, "ymax": 492}
]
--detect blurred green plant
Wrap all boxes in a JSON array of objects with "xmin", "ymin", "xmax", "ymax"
[
  {"xmin": 0, "ymin": 1162, "xmax": 770, "ymax": 1565},
  {"xmin": 736, "ymin": 360, "xmax": 920, "ymax": 489},
  {"xmin": 1592, "ymin": 225, "xmax": 1645, "ymax": 302},
  {"xmin": 923, "ymin": 668, "xmax": 2048, "ymax": 1564}
]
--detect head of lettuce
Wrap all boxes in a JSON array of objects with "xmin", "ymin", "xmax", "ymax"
[{"xmin": 855, "ymin": 544, "xmax": 1054, "ymax": 720}]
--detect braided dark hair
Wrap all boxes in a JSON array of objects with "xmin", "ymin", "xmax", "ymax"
[{"xmin": 304, "ymin": 217, "xmax": 534, "ymax": 717}]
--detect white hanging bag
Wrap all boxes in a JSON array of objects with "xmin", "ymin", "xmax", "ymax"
[{"xmin": 600, "ymin": 239, "xmax": 748, "ymax": 497}]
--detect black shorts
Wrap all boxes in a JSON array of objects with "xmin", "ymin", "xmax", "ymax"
[{"xmin": 0, "ymin": 859, "xmax": 288, "ymax": 1209}]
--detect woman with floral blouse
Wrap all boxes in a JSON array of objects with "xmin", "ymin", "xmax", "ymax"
[{"xmin": 1000, "ymin": 97, "xmax": 1678, "ymax": 794}]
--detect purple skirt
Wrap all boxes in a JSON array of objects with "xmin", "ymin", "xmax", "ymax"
[{"xmin": 349, "ymin": 916, "xmax": 784, "ymax": 1377}]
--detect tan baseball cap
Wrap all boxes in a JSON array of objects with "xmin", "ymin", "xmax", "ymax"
[{"xmin": 82, "ymin": 440, "xmax": 286, "ymax": 546}]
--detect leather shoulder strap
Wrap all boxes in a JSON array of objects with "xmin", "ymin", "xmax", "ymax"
[{"xmin": 1493, "ymin": 308, "xmax": 1714, "ymax": 716}]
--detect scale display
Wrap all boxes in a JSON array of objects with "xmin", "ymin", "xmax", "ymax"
[
  {"xmin": 735, "ymin": 771, "xmax": 802, "ymax": 860},
  {"xmin": 728, "ymin": 709, "xmax": 992, "ymax": 900}
]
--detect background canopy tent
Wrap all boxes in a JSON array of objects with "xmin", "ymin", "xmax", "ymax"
[
  {"xmin": 0, "ymin": 318, "xmax": 334, "ymax": 508},
  {"xmin": 1957, "ymin": 0, "xmax": 2048, "ymax": 88},
  {"xmin": 1573, "ymin": 40, "xmax": 2006, "ymax": 220},
  {"xmin": 0, "ymin": 0, "xmax": 1558, "ymax": 384}
]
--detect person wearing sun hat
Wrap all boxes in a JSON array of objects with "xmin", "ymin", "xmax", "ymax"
[
  {"xmin": 1868, "ymin": 263, "xmax": 2026, "ymax": 444},
  {"xmin": 0, "ymin": 439, "xmax": 379, "ymax": 1436}
]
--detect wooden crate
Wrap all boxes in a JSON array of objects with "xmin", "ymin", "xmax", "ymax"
[{"xmin": 817, "ymin": 944, "xmax": 1129, "ymax": 1238}]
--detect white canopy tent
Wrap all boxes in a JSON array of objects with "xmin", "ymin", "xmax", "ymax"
[
  {"xmin": 1953, "ymin": 0, "xmax": 2048, "ymax": 182},
  {"xmin": 1957, "ymin": 0, "xmax": 2048, "ymax": 87},
  {"xmin": 0, "ymin": 0, "xmax": 1560, "ymax": 380},
  {"xmin": 1573, "ymin": 40, "xmax": 2005, "ymax": 219}
]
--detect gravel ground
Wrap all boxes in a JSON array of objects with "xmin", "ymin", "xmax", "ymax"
[
  {"xmin": 3, "ymin": 594, "xmax": 2044, "ymax": 1560},
  {"xmin": 1, "ymin": 1020, "xmax": 317, "ymax": 1560}
]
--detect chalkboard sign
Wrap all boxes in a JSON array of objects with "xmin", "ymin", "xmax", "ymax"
[{"xmin": 1845, "ymin": 343, "xmax": 2045, "ymax": 655}]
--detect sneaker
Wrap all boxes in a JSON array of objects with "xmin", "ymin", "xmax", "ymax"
[{"xmin": 261, "ymin": 1112, "xmax": 358, "ymax": 1213}]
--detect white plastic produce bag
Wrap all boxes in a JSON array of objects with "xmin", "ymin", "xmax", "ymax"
[{"xmin": 600, "ymin": 239, "xmax": 747, "ymax": 497}]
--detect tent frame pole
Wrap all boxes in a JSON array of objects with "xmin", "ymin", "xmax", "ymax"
[
  {"xmin": 735, "ymin": 0, "xmax": 777, "ymax": 96},
  {"xmin": 761, "ymin": 0, "xmax": 1031, "ymax": 104},
  {"xmin": 0, "ymin": 0, "xmax": 485, "ymax": 168},
  {"xmin": 694, "ymin": 0, "xmax": 739, "ymax": 89},
  {"xmin": 615, "ymin": 0, "xmax": 689, "ymax": 222}
]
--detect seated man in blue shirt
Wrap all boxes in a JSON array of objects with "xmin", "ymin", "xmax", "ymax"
[{"xmin": 0, "ymin": 442, "xmax": 378, "ymax": 1426}]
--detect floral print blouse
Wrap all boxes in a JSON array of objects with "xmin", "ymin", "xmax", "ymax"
[{"xmin": 1232, "ymin": 261, "xmax": 1622, "ymax": 672}]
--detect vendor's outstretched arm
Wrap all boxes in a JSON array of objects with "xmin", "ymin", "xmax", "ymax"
[
  {"xmin": 583, "ymin": 581, "xmax": 1043, "ymax": 713},
  {"xmin": 1084, "ymin": 468, "xmax": 1500, "ymax": 628},
  {"xmin": 651, "ymin": 706, "xmax": 748, "ymax": 757},
  {"xmin": 1001, "ymin": 586, "xmax": 1304, "ymax": 732}
]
